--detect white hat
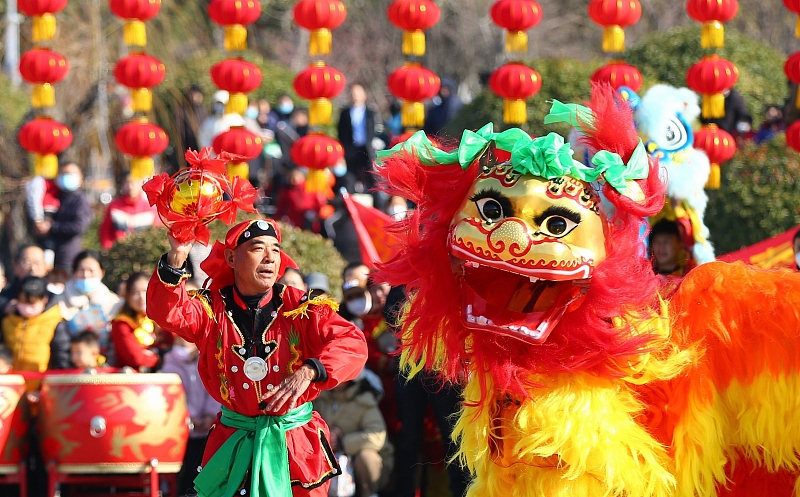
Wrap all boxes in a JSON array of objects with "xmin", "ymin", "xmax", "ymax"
[{"xmin": 212, "ymin": 90, "xmax": 230, "ymax": 104}]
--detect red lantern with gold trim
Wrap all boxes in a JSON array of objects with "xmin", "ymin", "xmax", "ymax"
[
  {"xmin": 784, "ymin": 0, "xmax": 800, "ymax": 38},
  {"xmin": 489, "ymin": 0, "xmax": 543, "ymax": 54},
  {"xmin": 115, "ymin": 118, "xmax": 169, "ymax": 179},
  {"xmin": 785, "ymin": 51, "xmax": 800, "ymax": 109},
  {"xmin": 587, "ymin": 0, "xmax": 641, "ymax": 53},
  {"xmin": 109, "ymin": 0, "xmax": 162, "ymax": 47},
  {"xmin": 693, "ymin": 124, "xmax": 736, "ymax": 189},
  {"xmin": 590, "ymin": 61, "xmax": 642, "ymax": 92},
  {"xmin": 19, "ymin": 48, "xmax": 69, "ymax": 108},
  {"xmin": 686, "ymin": 54, "xmax": 738, "ymax": 119},
  {"xmin": 387, "ymin": 63, "xmax": 441, "ymax": 128},
  {"xmin": 114, "ymin": 53, "xmax": 166, "ymax": 113},
  {"xmin": 290, "ymin": 133, "xmax": 344, "ymax": 193},
  {"xmin": 212, "ymin": 127, "xmax": 263, "ymax": 180},
  {"xmin": 387, "ymin": 0, "xmax": 441, "ymax": 56},
  {"xmin": 18, "ymin": 117, "xmax": 73, "ymax": 178},
  {"xmin": 208, "ymin": 0, "xmax": 261, "ymax": 51},
  {"xmin": 489, "ymin": 62, "xmax": 542, "ymax": 125},
  {"xmin": 787, "ymin": 121, "xmax": 800, "ymax": 152},
  {"xmin": 18, "ymin": 0, "xmax": 67, "ymax": 42},
  {"xmin": 293, "ymin": 62, "xmax": 346, "ymax": 126},
  {"xmin": 686, "ymin": 0, "xmax": 738, "ymax": 48},
  {"xmin": 210, "ymin": 58, "xmax": 263, "ymax": 116},
  {"xmin": 293, "ymin": 0, "xmax": 347, "ymax": 56}
]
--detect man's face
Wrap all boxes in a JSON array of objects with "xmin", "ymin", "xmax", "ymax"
[
  {"xmin": 351, "ymin": 85, "xmax": 367, "ymax": 106},
  {"xmin": 280, "ymin": 270, "xmax": 306, "ymax": 291},
  {"xmin": 651, "ymin": 233, "xmax": 681, "ymax": 270},
  {"xmin": 226, "ymin": 236, "xmax": 282, "ymax": 295},
  {"xmin": 15, "ymin": 247, "xmax": 47, "ymax": 279},
  {"xmin": 342, "ymin": 265, "xmax": 370, "ymax": 290}
]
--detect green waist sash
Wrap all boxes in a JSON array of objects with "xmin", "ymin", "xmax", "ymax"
[{"xmin": 194, "ymin": 403, "xmax": 313, "ymax": 497}]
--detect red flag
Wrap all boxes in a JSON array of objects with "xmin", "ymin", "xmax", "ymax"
[
  {"xmin": 342, "ymin": 191, "xmax": 400, "ymax": 269},
  {"xmin": 717, "ymin": 226, "xmax": 799, "ymax": 269}
]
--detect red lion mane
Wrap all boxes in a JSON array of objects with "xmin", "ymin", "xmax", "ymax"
[{"xmin": 377, "ymin": 85, "xmax": 667, "ymax": 402}]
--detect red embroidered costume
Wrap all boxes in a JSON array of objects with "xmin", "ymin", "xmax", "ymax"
[{"xmin": 147, "ymin": 219, "xmax": 367, "ymax": 496}]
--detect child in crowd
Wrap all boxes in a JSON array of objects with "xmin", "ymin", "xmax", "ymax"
[
  {"xmin": 1, "ymin": 276, "xmax": 71, "ymax": 374},
  {"xmin": 0, "ymin": 344, "xmax": 12, "ymax": 373},
  {"xmin": 70, "ymin": 330, "xmax": 106, "ymax": 369},
  {"xmin": 111, "ymin": 272, "xmax": 169, "ymax": 371}
]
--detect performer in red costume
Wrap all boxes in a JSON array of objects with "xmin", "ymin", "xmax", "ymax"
[{"xmin": 147, "ymin": 218, "xmax": 367, "ymax": 497}]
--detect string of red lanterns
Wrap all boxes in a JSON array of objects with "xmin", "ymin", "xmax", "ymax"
[
  {"xmin": 110, "ymin": 0, "xmax": 168, "ymax": 180},
  {"xmin": 588, "ymin": 0, "xmax": 643, "ymax": 92},
  {"xmin": 291, "ymin": 0, "xmax": 347, "ymax": 193},
  {"xmin": 17, "ymin": 0, "xmax": 72, "ymax": 178},
  {"xmin": 487, "ymin": 0, "xmax": 542, "ymax": 125},
  {"xmin": 386, "ymin": 0, "xmax": 441, "ymax": 132},
  {"xmin": 208, "ymin": 0, "xmax": 264, "ymax": 180},
  {"xmin": 686, "ymin": 0, "xmax": 740, "ymax": 189},
  {"xmin": 785, "ymin": 1, "xmax": 800, "ymax": 152}
]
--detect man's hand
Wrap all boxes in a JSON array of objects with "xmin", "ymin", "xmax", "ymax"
[
  {"xmin": 167, "ymin": 235, "xmax": 194, "ymax": 268},
  {"xmin": 262, "ymin": 364, "xmax": 316, "ymax": 412},
  {"xmin": 35, "ymin": 220, "xmax": 51, "ymax": 236}
]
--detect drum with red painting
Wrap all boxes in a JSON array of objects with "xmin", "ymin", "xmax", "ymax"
[
  {"xmin": 0, "ymin": 375, "xmax": 27, "ymax": 474},
  {"xmin": 38, "ymin": 373, "xmax": 189, "ymax": 473}
]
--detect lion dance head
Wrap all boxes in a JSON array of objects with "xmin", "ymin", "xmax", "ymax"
[{"xmin": 377, "ymin": 85, "xmax": 668, "ymax": 403}]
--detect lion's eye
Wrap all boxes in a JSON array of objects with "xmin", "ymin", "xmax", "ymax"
[
  {"xmin": 538, "ymin": 216, "xmax": 578, "ymax": 238},
  {"xmin": 475, "ymin": 198, "xmax": 504, "ymax": 224}
]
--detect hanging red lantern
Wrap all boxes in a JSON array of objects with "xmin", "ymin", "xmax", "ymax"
[
  {"xmin": 19, "ymin": 49, "xmax": 69, "ymax": 108},
  {"xmin": 109, "ymin": 0, "xmax": 162, "ymax": 47},
  {"xmin": 208, "ymin": 0, "xmax": 261, "ymax": 51},
  {"xmin": 785, "ymin": 51, "xmax": 800, "ymax": 109},
  {"xmin": 387, "ymin": 63, "xmax": 441, "ymax": 128},
  {"xmin": 387, "ymin": 0, "xmax": 441, "ymax": 56},
  {"xmin": 489, "ymin": 0, "xmax": 543, "ymax": 53},
  {"xmin": 784, "ymin": 0, "xmax": 800, "ymax": 38},
  {"xmin": 489, "ymin": 62, "xmax": 542, "ymax": 125},
  {"xmin": 114, "ymin": 53, "xmax": 166, "ymax": 113},
  {"xmin": 290, "ymin": 132, "xmax": 344, "ymax": 193},
  {"xmin": 212, "ymin": 127, "xmax": 263, "ymax": 180},
  {"xmin": 787, "ymin": 121, "xmax": 800, "ymax": 152},
  {"xmin": 587, "ymin": 0, "xmax": 642, "ymax": 53},
  {"xmin": 693, "ymin": 124, "xmax": 736, "ymax": 189},
  {"xmin": 115, "ymin": 118, "xmax": 169, "ymax": 179},
  {"xmin": 686, "ymin": 0, "xmax": 738, "ymax": 48},
  {"xmin": 590, "ymin": 61, "xmax": 642, "ymax": 92},
  {"xmin": 18, "ymin": 0, "xmax": 68, "ymax": 42},
  {"xmin": 293, "ymin": 62, "xmax": 346, "ymax": 126},
  {"xmin": 18, "ymin": 117, "xmax": 73, "ymax": 178},
  {"xmin": 293, "ymin": 0, "xmax": 347, "ymax": 56},
  {"xmin": 686, "ymin": 54, "xmax": 738, "ymax": 119},
  {"xmin": 210, "ymin": 58, "xmax": 263, "ymax": 116}
]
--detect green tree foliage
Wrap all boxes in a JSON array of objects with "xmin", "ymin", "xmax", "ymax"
[
  {"xmin": 626, "ymin": 26, "xmax": 788, "ymax": 126},
  {"xmin": 0, "ymin": 74, "xmax": 32, "ymax": 130},
  {"xmin": 706, "ymin": 137, "xmax": 800, "ymax": 254},
  {"xmin": 444, "ymin": 58, "xmax": 598, "ymax": 138},
  {"xmin": 100, "ymin": 220, "xmax": 346, "ymax": 300}
]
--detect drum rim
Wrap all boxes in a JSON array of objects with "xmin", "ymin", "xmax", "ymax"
[
  {"xmin": 42, "ymin": 372, "xmax": 183, "ymax": 386},
  {"xmin": 0, "ymin": 375, "xmax": 26, "ymax": 386}
]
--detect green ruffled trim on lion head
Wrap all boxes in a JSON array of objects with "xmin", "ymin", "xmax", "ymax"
[{"xmin": 377, "ymin": 100, "xmax": 649, "ymax": 195}]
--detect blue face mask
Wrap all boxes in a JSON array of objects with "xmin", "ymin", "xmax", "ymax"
[
  {"xmin": 332, "ymin": 163, "xmax": 348, "ymax": 177},
  {"xmin": 278, "ymin": 103, "xmax": 294, "ymax": 115},
  {"xmin": 57, "ymin": 174, "xmax": 81, "ymax": 192},
  {"xmin": 245, "ymin": 107, "xmax": 259, "ymax": 120},
  {"xmin": 73, "ymin": 277, "xmax": 102, "ymax": 295}
]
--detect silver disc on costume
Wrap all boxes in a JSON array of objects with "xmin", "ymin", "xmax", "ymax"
[{"xmin": 243, "ymin": 357, "xmax": 268, "ymax": 381}]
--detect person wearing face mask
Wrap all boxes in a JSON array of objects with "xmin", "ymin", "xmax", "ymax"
[
  {"xmin": 275, "ymin": 94, "xmax": 296, "ymax": 123},
  {"xmin": 198, "ymin": 90, "xmax": 231, "ymax": 149},
  {"xmin": 53, "ymin": 250, "xmax": 122, "ymax": 355},
  {"xmin": 36, "ymin": 162, "xmax": 93, "ymax": 272},
  {"xmin": 1, "ymin": 275, "xmax": 71, "ymax": 376},
  {"xmin": 111, "ymin": 272, "xmax": 169, "ymax": 371}
]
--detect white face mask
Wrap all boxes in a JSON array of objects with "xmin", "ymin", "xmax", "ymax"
[
  {"xmin": 346, "ymin": 292, "xmax": 372, "ymax": 317},
  {"xmin": 17, "ymin": 302, "xmax": 44, "ymax": 318}
]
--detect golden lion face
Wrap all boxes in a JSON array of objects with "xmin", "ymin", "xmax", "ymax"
[{"xmin": 448, "ymin": 162, "xmax": 607, "ymax": 344}]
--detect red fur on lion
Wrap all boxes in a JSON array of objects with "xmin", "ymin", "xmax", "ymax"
[{"xmin": 376, "ymin": 84, "xmax": 666, "ymax": 403}]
